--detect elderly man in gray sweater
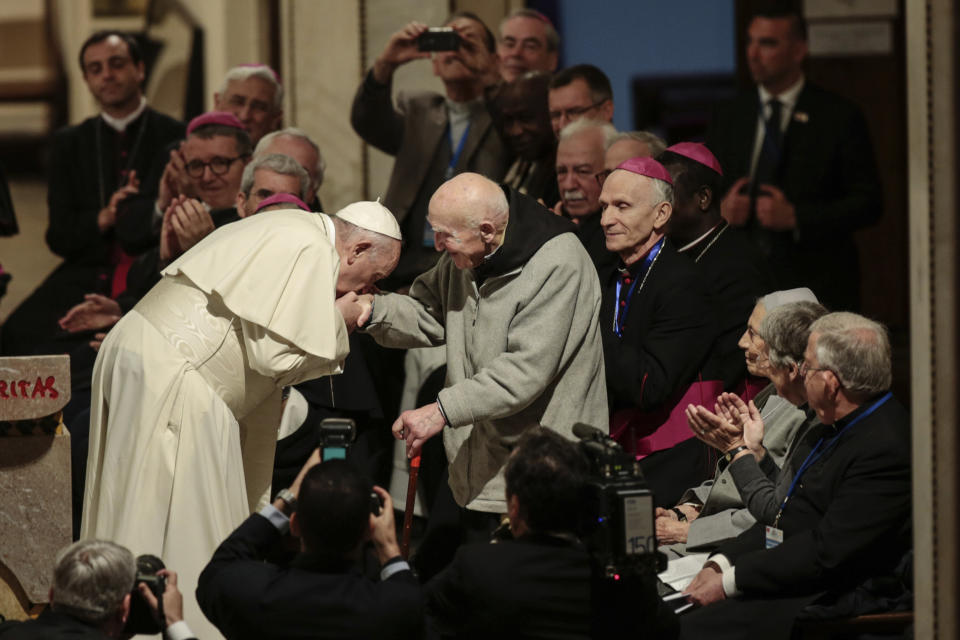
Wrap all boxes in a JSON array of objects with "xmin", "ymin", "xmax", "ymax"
[{"xmin": 362, "ymin": 172, "xmax": 608, "ymax": 527}]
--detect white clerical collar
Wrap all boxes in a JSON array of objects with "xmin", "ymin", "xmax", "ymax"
[
  {"xmin": 758, "ymin": 75, "xmax": 804, "ymax": 113},
  {"xmin": 677, "ymin": 221, "xmax": 724, "ymax": 253},
  {"xmin": 100, "ymin": 96, "xmax": 147, "ymax": 132},
  {"xmin": 319, "ymin": 212, "xmax": 336, "ymax": 244}
]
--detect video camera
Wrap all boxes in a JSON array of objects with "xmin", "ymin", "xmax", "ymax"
[{"xmin": 574, "ymin": 423, "xmax": 665, "ymax": 579}]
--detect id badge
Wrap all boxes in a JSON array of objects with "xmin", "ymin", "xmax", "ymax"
[{"xmin": 765, "ymin": 525, "xmax": 784, "ymax": 548}]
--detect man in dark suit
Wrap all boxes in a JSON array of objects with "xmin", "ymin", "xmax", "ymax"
[
  {"xmin": 680, "ymin": 312, "xmax": 911, "ymax": 639},
  {"xmin": 425, "ymin": 428, "xmax": 675, "ymax": 639},
  {"xmin": 598, "ymin": 156, "xmax": 716, "ymax": 506},
  {"xmin": 0, "ymin": 31, "xmax": 184, "ymax": 356},
  {"xmin": 351, "ymin": 13, "xmax": 509, "ymax": 288},
  {"xmin": 707, "ymin": 6, "xmax": 881, "ymax": 311},
  {"xmin": 658, "ymin": 142, "xmax": 773, "ymax": 391},
  {"xmin": 197, "ymin": 452, "xmax": 423, "ymax": 640}
]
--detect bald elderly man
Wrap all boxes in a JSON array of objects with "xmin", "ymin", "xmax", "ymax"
[
  {"xmin": 362, "ymin": 173, "xmax": 607, "ymax": 531},
  {"xmin": 82, "ymin": 202, "xmax": 401, "ymax": 639}
]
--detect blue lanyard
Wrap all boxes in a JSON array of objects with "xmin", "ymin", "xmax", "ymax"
[
  {"xmin": 444, "ymin": 122, "xmax": 471, "ymax": 180},
  {"xmin": 612, "ymin": 238, "xmax": 664, "ymax": 338},
  {"xmin": 775, "ymin": 392, "xmax": 892, "ymax": 525}
]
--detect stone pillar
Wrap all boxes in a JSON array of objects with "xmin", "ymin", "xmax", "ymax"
[{"xmin": 0, "ymin": 356, "xmax": 72, "ymax": 621}]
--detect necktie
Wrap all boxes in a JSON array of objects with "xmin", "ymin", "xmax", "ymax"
[
  {"xmin": 749, "ymin": 98, "xmax": 784, "ymax": 254},
  {"xmin": 754, "ymin": 97, "xmax": 783, "ymax": 188}
]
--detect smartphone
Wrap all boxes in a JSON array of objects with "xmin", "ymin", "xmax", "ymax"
[{"xmin": 418, "ymin": 27, "xmax": 461, "ymax": 52}]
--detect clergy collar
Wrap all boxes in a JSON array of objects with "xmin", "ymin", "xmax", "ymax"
[
  {"xmin": 677, "ymin": 220, "xmax": 725, "ymax": 253},
  {"xmin": 758, "ymin": 74, "xmax": 804, "ymax": 112},
  {"xmin": 100, "ymin": 96, "xmax": 147, "ymax": 132}
]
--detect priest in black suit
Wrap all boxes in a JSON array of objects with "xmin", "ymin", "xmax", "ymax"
[
  {"xmin": 706, "ymin": 7, "xmax": 881, "ymax": 311},
  {"xmin": 598, "ymin": 157, "xmax": 716, "ymax": 506},
  {"xmin": 0, "ymin": 31, "xmax": 184, "ymax": 356},
  {"xmin": 658, "ymin": 142, "xmax": 773, "ymax": 391},
  {"xmin": 680, "ymin": 312, "xmax": 911, "ymax": 640}
]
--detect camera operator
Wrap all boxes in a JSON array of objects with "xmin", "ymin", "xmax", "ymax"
[
  {"xmin": 196, "ymin": 448, "xmax": 423, "ymax": 640},
  {"xmin": 0, "ymin": 540, "xmax": 195, "ymax": 640},
  {"xmin": 424, "ymin": 428, "xmax": 677, "ymax": 639}
]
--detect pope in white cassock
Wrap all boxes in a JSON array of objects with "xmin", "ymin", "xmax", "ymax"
[{"xmin": 81, "ymin": 202, "xmax": 401, "ymax": 638}]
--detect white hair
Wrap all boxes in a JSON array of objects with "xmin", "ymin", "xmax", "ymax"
[
  {"xmin": 809, "ymin": 312, "xmax": 892, "ymax": 395},
  {"xmin": 240, "ymin": 153, "xmax": 310, "ymax": 199},
  {"xmin": 558, "ymin": 118, "xmax": 618, "ymax": 148},
  {"xmin": 761, "ymin": 301, "xmax": 829, "ymax": 369},
  {"xmin": 51, "ymin": 540, "xmax": 135, "ymax": 625},
  {"xmin": 255, "ymin": 127, "xmax": 326, "ymax": 188},
  {"xmin": 219, "ymin": 65, "xmax": 283, "ymax": 110},
  {"xmin": 606, "ymin": 130, "xmax": 667, "ymax": 157}
]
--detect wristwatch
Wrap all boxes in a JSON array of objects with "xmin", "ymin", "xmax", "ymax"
[
  {"xmin": 722, "ymin": 445, "xmax": 750, "ymax": 465},
  {"xmin": 276, "ymin": 488, "xmax": 297, "ymax": 513}
]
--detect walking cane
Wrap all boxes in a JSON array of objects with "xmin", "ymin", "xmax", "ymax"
[{"xmin": 400, "ymin": 454, "xmax": 421, "ymax": 559}]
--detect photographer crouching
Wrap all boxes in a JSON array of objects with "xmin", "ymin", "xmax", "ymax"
[
  {"xmin": 0, "ymin": 540, "xmax": 194, "ymax": 639},
  {"xmin": 196, "ymin": 448, "xmax": 423, "ymax": 639},
  {"xmin": 425, "ymin": 428, "xmax": 678, "ymax": 639}
]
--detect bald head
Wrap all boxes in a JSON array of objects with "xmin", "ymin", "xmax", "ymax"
[{"xmin": 428, "ymin": 173, "xmax": 509, "ymax": 270}]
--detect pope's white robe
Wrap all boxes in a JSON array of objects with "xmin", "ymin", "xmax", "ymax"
[{"xmin": 81, "ymin": 210, "xmax": 348, "ymax": 639}]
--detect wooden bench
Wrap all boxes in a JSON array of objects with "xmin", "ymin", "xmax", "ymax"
[{"xmin": 796, "ymin": 611, "xmax": 914, "ymax": 639}]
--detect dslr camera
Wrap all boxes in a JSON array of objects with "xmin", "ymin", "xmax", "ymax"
[
  {"xmin": 123, "ymin": 554, "xmax": 166, "ymax": 635},
  {"xmin": 319, "ymin": 418, "xmax": 382, "ymax": 515}
]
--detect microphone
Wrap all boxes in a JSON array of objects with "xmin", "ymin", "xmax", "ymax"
[{"xmin": 573, "ymin": 422, "xmax": 606, "ymax": 441}]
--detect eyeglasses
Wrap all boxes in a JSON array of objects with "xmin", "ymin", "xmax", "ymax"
[
  {"xmin": 185, "ymin": 155, "xmax": 248, "ymax": 178},
  {"xmin": 549, "ymin": 99, "xmax": 609, "ymax": 124},
  {"xmin": 799, "ymin": 360, "xmax": 831, "ymax": 379}
]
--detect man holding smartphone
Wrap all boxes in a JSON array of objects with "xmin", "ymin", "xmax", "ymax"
[{"xmin": 351, "ymin": 12, "xmax": 509, "ymax": 289}]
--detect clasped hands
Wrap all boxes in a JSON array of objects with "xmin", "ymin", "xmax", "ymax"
[
  {"xmin": 721, "ymin": 177, "xmax": 796, "ymax": 231},
  {"xmin": 654, "ymin": 504, "xmax": 700, "ymax": 544}
]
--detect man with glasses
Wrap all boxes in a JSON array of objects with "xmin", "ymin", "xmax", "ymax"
[
  {"xmin": 213, "ymin": 64, "xmax": 283, "ymax": 146},
  {"xmin": 547, "ymin": 64, "xmax": 614, "ymax": 137},
  {"xmin": 680, "ymin": 312, "xmax": 911, "ymax": 640},
  {"xmin": 0, "ymin": 30, "xmax": 184, "ymax": 356}
]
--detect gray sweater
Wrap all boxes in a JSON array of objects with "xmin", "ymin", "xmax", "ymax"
[{"xmin": 366, "ymin": 231, "xmax": 609, "ymax": 512}]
